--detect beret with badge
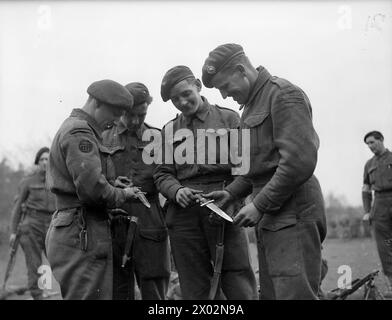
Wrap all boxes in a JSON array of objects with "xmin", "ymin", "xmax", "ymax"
[
  {"xmin": 87, "ymin": 79, "xmax": 134, "ymax": 111},
  {"xmin": 202, "ymin": 43, "xmax": 245, "ymax": 88},
  {"xmin": 125, "ymin": 82, "xmax": 153, "ymax": 106},
  {"xmin": 160, "ymin": 65, "xmax": 196, "ymax": 102}
]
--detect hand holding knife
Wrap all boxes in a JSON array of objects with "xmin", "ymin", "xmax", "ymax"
[
  {"xmin": 194, "ymin": 194, "xmax": 233, "ymax": 223},
  {"xmin": 115, "ymin": 176, "xmax": 151, "ymax": 208}
]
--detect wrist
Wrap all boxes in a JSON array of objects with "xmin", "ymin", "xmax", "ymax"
[{"xmin": 224, "ymin": 188, "xmax": 235, "ymax": 200}]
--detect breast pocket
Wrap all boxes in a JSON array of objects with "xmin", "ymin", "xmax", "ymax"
[
  {"xmin": 98, "ymin": 144, "xmax": 121, "ymax": 181},
  {"xmin": 49, "ymin": 209, "xmax": 81, "ymax": 248},
  {"xmin": 368, "ymin": 166, "xmax": 377, "ymax": 185},
  {"xmin": 29, "ymin": 183, "xmax": 46, "ymax": 203},
  {"xmin": 243, "ymin": 112, "xmax": 270, "ymax": 155},
  {"xmin": 380, "ymin": 161, "xmax": 392, "ymax": 189}
]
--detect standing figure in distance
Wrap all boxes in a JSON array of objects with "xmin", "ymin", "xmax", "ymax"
[
  {"xmin": 9, "ymin": 147, "xmax": 56, "ymax": 299},
  {"xmin": 362, "ymin": 130, "xmax": 392, "ymax": 297}
]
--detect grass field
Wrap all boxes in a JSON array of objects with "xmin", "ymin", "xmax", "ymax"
[{"xmin": 0, "ymin": 237, "xmax": 389, "ymax": 300}]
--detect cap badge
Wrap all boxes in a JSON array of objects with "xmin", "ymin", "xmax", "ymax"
[{"xmin": 206, "ymin": 65, "xmax": 216, "ymax": 74}]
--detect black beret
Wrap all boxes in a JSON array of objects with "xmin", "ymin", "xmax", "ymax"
[
  {"xmin": 202, "ymin": 43, "xmax": 245, "ymax": 88},
  {"xmin": 87, "ymin": 79, "xmax": 134, "ymax": 111},
  {"xmin": 34, "ymin": 147, "xmax": 49, "ymax": 165},
  {"xmin": 364, "ymin": 130, "xmax": 384, "ymax": 143},
  {"xmin": 161, "ymin": 66, "xmax": 195, "ymax": 102},
  {"xmin": 125, "ymin": 82, "xmax": 152, "ymax": 106}
]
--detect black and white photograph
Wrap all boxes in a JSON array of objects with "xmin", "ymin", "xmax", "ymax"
[{"xmin": 0, "ymin": 0, "xmax": 391, "ymax": 306}]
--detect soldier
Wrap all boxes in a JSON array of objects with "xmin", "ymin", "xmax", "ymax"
[
  {"xmin": 45, "ymin": 79, "xmax": 140, "ymax": 300},
  {"xmin": 362, "ymin": 130, "xmax": 392, "ymax": 297},
  {"xmin": 153, "ymin": 66, "xmax": 258, "ymax": 300},
  {"xmin": 102, "ymin": 82, "xmax": 170, "ymax": 300},
  {"xmin": 9, "ymin": 147, "xmax": 56, "ymax": 299},
  {"xmin": 202, "ymin": 44, "xmax": 327, "ymax": 300}
]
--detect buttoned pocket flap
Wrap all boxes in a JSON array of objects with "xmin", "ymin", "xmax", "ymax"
[
  {"xmin": 244, "ymin": 112, "xmax": 270, "ymax": 128},
  {"xmin": 107, "ymin": 145, "xmax": 125, "ymax": 155},
  {"xmin": 260, "ymin": 216, "xmax": 297, "ymax": 232},
  {"xmin": 98, "ymin": 144, "xmax": 115, "ymax": 155},
  {"xmin": 139, "ymin": 228, "xmax": 168, "ymax": 242},
  {"xmin": 53, "ymin": 209, "xmax": 77, "ymax": 228}
]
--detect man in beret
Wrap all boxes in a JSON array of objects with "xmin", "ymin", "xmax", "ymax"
[
  {"xmin": 103, "ymin": 82, "xmax": 171, "ymax": 300},
  {"xmin": 362, "ymin": 131, "xmax": 392, "ymax": 297},
  {"xmin": 202, "ymin": 44, "xmax": 326, "ymax": 299},
  {"xmin": 46, "ymin": 79, "xmax": 141, "ymax": 299},
  {"xmin": 154, "ymin": 66, "xmax": 257, "ymax": 300}
]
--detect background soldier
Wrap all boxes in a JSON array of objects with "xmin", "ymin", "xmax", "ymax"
[
  {"xmin": 9, "ymin": 147, "xmax": 55, "ymax": 299},
  {"xmin": 103, "ymin": 82, "xmax": 170, "ymax": 300},
  {"xmin": 202, "ymin": 43, "xmax": 327, "ymax": 299},
  {"xmin": 154, "ymin": 66, "xmax": 257, "ymax": 300},
  {"xmin": 362, "ymin": 130, "xmax": 392, "ymax": 297},
  {"xmin": 45, "ymin": 80, "xmax": 140, "ymax": 300}
]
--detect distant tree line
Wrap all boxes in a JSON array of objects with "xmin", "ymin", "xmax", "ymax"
[
  {"xmin": 324, "ymin": 193, "xmax": 371, "ymax": 239},
  {"xmin": 0, "ymin": 158, "xmax": 25, "ymax": 245}
]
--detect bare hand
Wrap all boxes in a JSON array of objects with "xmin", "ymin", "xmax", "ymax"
[
  {"xmin": 202, "ymin": 190, "xmax": 232, "ymax": 209},
  {"xmin": 362, "ymin": 213, "xmax": 372, "ymax": 225},
  {"xmin": 175, "ymin": 187, "xmax": 203, "ymax": 208},
  {"xmin": 9, "ymin": 233, "xmax": 16, "ymax": 247},
  {"xmin": 115, "ymin": 176, "xmax": 133, "ymax": 188},
  {"xmin": 124, "ymin": 186, "xmax": 141, "ymax": 200},
  {"xmin": 233, "ymin": 202, "xmax": 262, "ymax": 227}
]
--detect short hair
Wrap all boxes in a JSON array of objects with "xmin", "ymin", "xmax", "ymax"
[
  {"xmin": 34, "ymin": 147, "xmax": 49, "ymax": 165},
  {"xmin": 364, "ymin": 131, "xmax": 384, "ymax": 143}
]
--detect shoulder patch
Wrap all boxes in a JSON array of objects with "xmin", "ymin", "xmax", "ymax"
[{"xmin": 79, "ymin": 139, "xmax": 93, "ymax": 153}]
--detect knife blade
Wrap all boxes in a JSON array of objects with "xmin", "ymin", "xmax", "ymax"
[
  {"xmin": 136, "ymin": 191, "xmax": 151, "ymax": 208},
  {"xmin": 195, "ymin": 194, "xmax": 233, "ymax": 223},
  {"xmin": 204, "ymin": 202, "xmax": 233, "ymax": 223}
]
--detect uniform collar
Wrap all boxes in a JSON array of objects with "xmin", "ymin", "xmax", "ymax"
[
  {"xmin": 70, "ymin": 108, "xmax": 102, "ymax": 138},
  {"xmin": 117, "ymin": 119, "xmax": 145, "ymax": 139},
  {"xmin": 184, "ymin": 96, "xmax": 211, "ymax": 125},
  {"xmin": 376, "ymin": 148, "xmax": 390, "ymax": 159},
  {"xmin": 240, "ymin": 66, "xmax": 271, "ymax": 110}
]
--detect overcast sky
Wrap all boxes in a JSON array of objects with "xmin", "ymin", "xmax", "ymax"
[{"xmin": 0, "ymin": 1, "xmax": 391, "ymax": 206}]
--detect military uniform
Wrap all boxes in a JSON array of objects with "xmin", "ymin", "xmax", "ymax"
[
  {"xmin": 202, "ymin": 44, "xmax": 327, "ymax": 300},
  {"xmin": 10, "ymin": 169, "xmax": 56, "ymax": 299},
  {"xmin": 103, "ymin": 120, "xmax": 170, "ymax": 300},
  {"xmin": 154, "ymin": 93, "xmax": 258, "ymax": 300},
  {"xmin": 363, "ymin": 149, "xmax": 392, "ymax": 277},
  {"xmin": 46, "ymin": 80, "xmax": 134, "ymax": 300}
]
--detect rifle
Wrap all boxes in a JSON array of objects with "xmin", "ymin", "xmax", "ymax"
[
  {"xmin": 2, "ymin": 208, "xmax": 26, "ymax": 291},
  {"xmin": 330, "ymin": 270, "xmax": 384, "ymax": 300}
]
